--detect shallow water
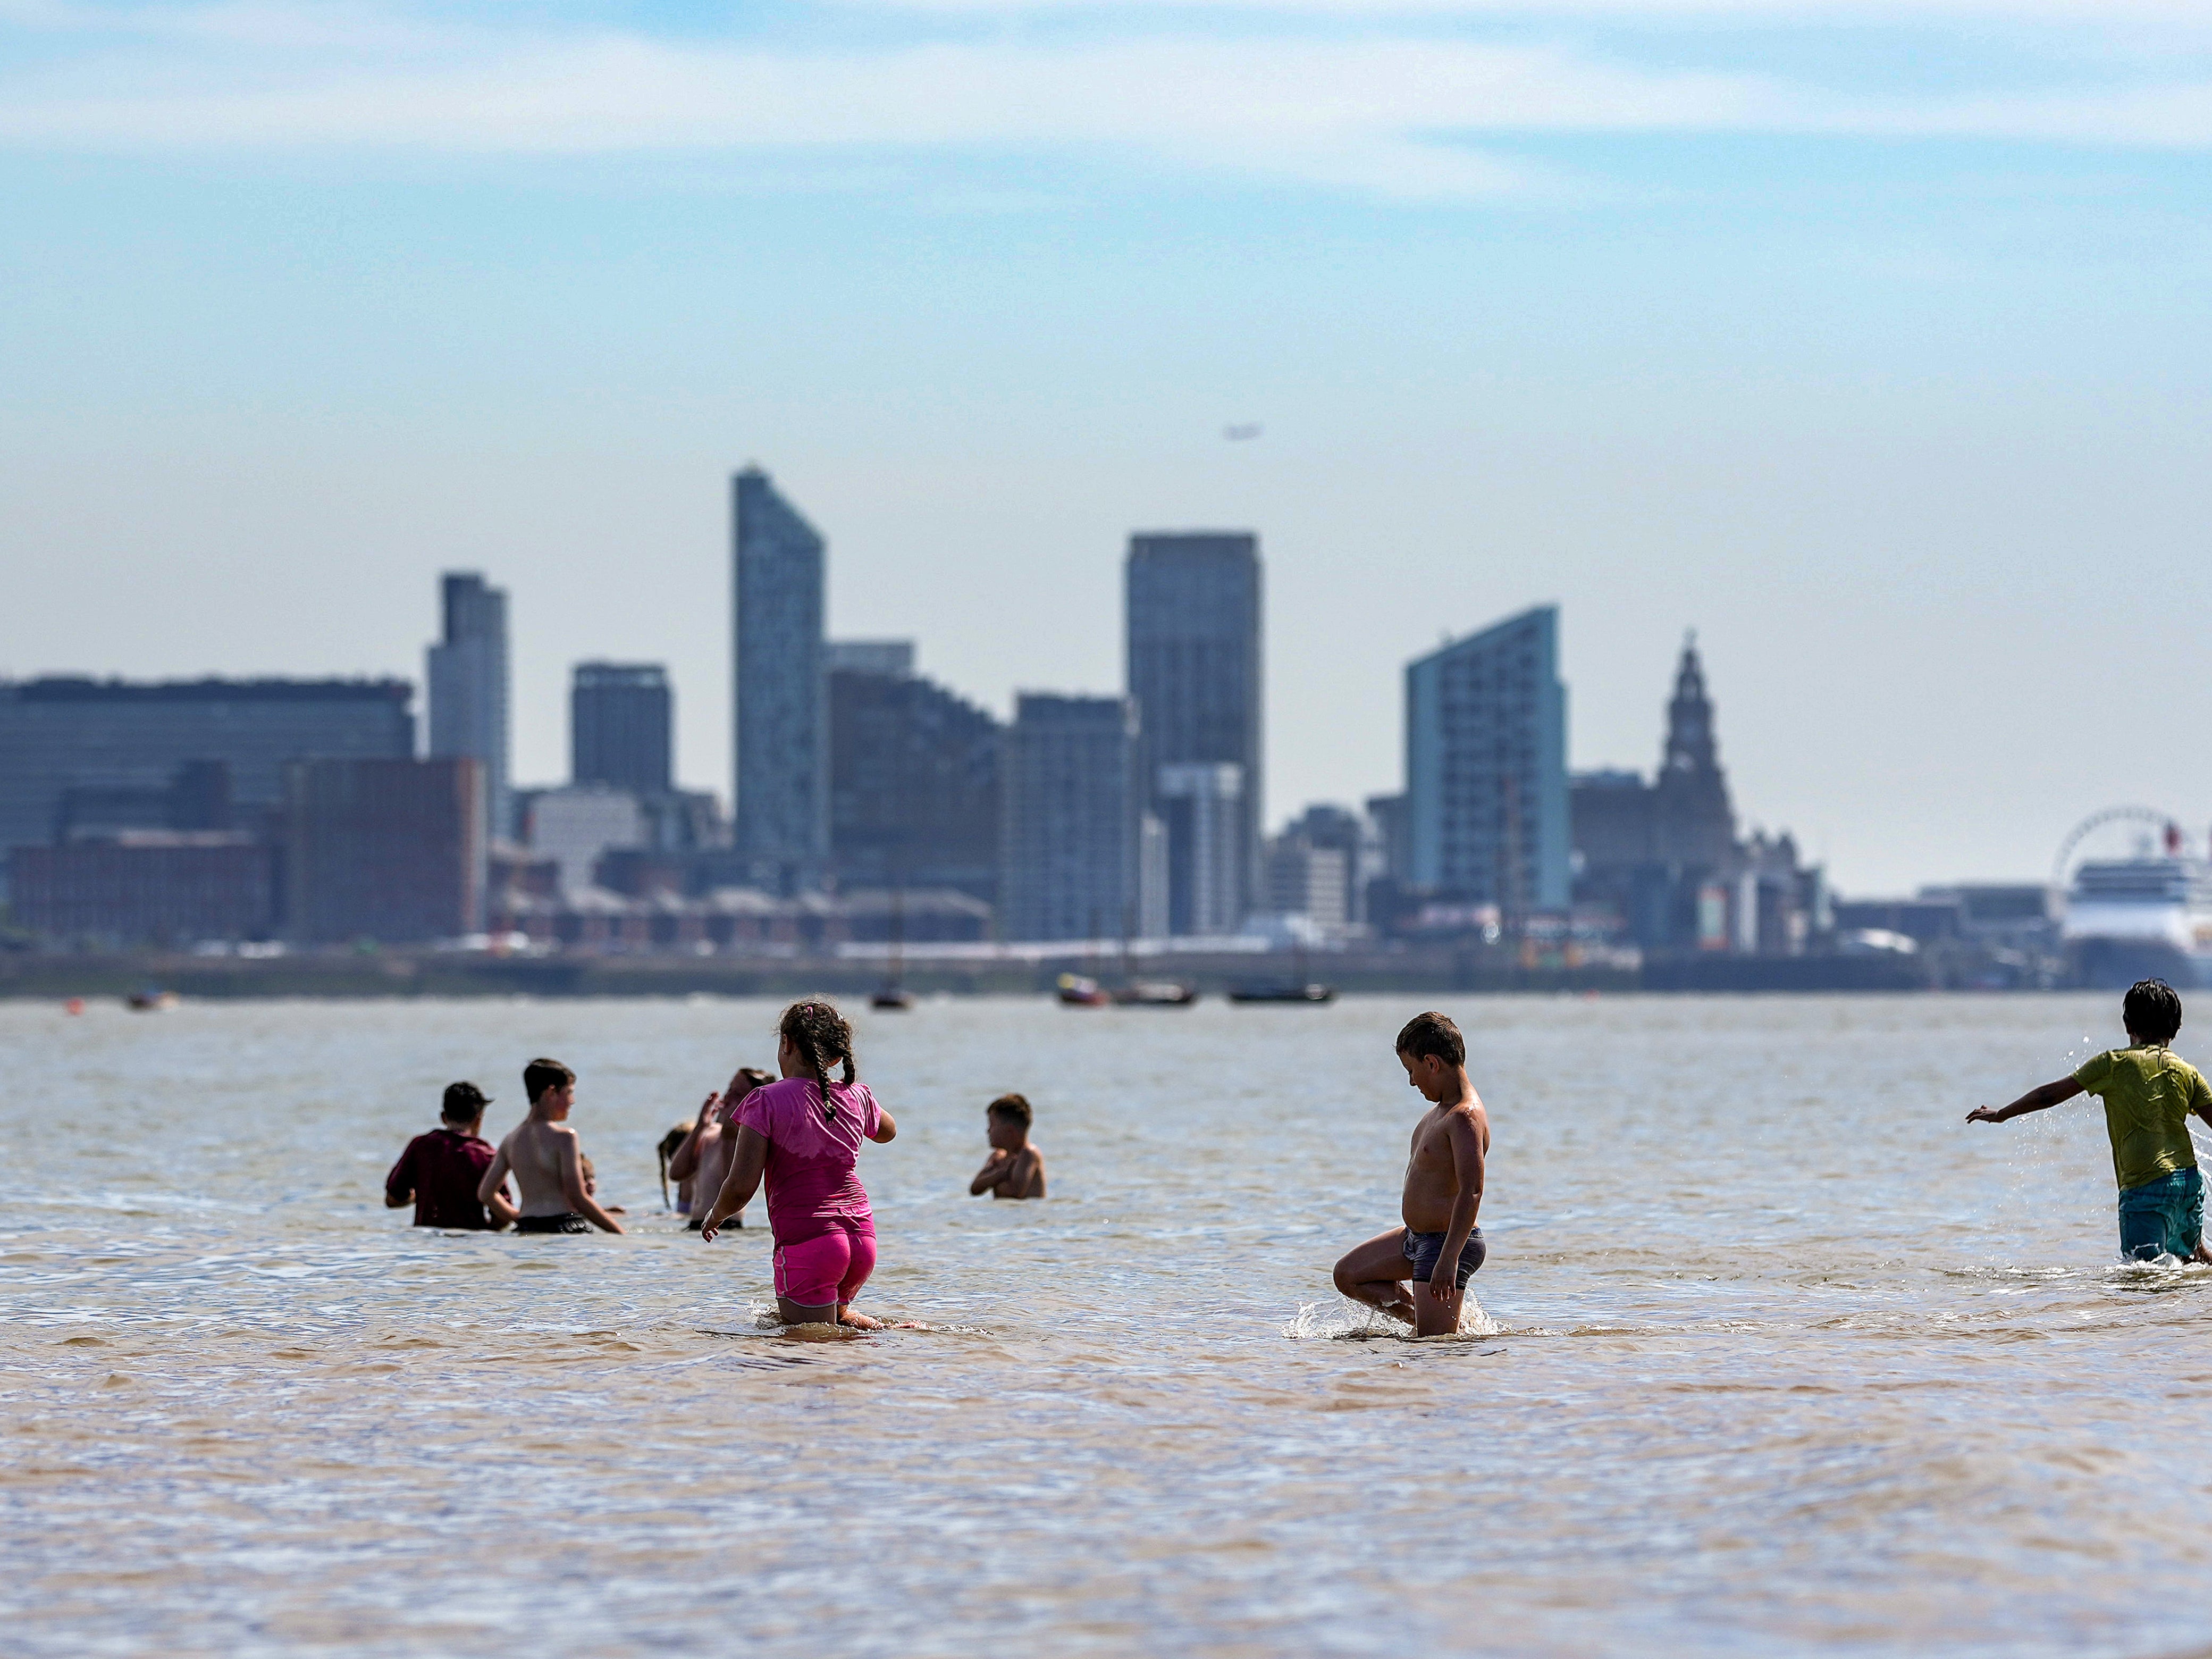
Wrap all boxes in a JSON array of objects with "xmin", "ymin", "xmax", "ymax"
[{"xmin": 3, "ymin": 992, "xmax": 2210, "ymax": 1657}]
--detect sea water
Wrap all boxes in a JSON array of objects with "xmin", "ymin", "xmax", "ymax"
[{"xmin": 2, "ymin": 992, "xmax": 2209, "ymax": 1656}]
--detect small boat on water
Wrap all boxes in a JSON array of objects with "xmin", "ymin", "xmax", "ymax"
[
  {"xmin": 1227, "ymin": 983, "xmax": 1336, "ymax": 1004},
  {"xmin": 870, "ymin": 988, "xmax": 915, "ymax": 1011},
  {"xmin": 1114, "ymin": 979, "xmax": 1198, "ymax": 1007},
  {"xmin": 125, "ymin": 988, "xmax": 179, "ymax": 1012},
  {"xmin": 1056, "ymin": 973, "xmax": 1114, "ymax": 1007}
]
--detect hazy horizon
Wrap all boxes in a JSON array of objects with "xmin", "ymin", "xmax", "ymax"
[{"xmin": 5, "ymin": 0, "xmax": 2209, "ymax": 896}]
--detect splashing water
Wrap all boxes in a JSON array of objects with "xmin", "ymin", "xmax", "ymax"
[{"xmin": 1283, "ymin": 1296, "xmax": 1501, "ymax": 1340}]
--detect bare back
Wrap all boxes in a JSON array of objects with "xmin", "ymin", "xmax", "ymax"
[
  {"xmin": 504, "ymin": 1119, "xmax": 582, "ymax": 1217},
  {"xmin": 1400, "ymin": 1096, "xmax": 1488, "ymax": 1232},
  {"xmin": 692, "ymin": 1120, "xmax": 736, "ymax": 1215}
]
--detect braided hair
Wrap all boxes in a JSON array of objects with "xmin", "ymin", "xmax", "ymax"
[{"xmin": 779, "ymin": 1000, "xmax": 856, "ymax": 1122}]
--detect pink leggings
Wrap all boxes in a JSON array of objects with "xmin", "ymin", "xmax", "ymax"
[{"xmin": 773, "ymin": 1227, "xmax": 877, "ymax": 1309}]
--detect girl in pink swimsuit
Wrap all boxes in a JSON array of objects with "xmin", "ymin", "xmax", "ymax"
[{"xmin": 698, "ymin": 1000, "xmax": 898, "ymax": 1328}]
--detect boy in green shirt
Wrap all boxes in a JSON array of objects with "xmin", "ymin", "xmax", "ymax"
[{"xmin": 1970, "ymin": 977, "xmax": 2212, "ymax": 1263}]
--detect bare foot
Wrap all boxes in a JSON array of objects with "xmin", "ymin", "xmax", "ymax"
[{"xmin": 837, "ymin": 1308, "xmax": 884, "ymax": 1330}]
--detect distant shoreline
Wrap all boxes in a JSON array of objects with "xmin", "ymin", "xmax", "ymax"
[{"xmin": 0, "ymin": 948, "xmax": 1961, "ymax": 1000}]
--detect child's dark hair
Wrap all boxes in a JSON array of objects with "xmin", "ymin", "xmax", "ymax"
[
  {"xmin": 2124, "ymin": 979, "xmax": 2183, "ymax": 1044},
  {"xmin": 988, "ymin": 1092, "xmax": 1033, "ymax": 1129},
  {"xmin": 780, "ymin": 1001, "xmax": 855, "ymax": 1120},
  {"xmin": 524, "ymin": 1058, "xmax": 575, "ymax": 1103},
  {"xmin": 1395, "ymin": 1011, "xmax": 1465, "ymax": 1068},
  {"xmin": 441, "ymin": 1081, "xmax": 490, "ymax": 1122}
]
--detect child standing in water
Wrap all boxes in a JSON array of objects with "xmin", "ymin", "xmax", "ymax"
[
  {"xmin": 478, "ymin": 1059, "xmax": 626, "ymax": 1235},
  {"xmin": 1332, "ymin": 1011, "xmax": 1490, "ymax": 1336},
  {"xmin": 699, "ymin": 1002, "xmax": 897, "ymax": 1327},
  {"xmin": 1970, "ymin": 977, "xmax": 2212, "ymax": 1264},
  {"xmin": 970, "ymin": 1094, "xmax": 1047, "ymax": 1199}
]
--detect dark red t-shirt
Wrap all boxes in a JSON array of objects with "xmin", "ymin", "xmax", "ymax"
[{"xmin": 386, "ymin": 1127, "xmax": 500, "ymax": 1229}]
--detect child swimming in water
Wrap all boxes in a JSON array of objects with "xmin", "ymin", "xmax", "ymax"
[
  {"xmin": 1970, "ymin": 977, "xmax": 2212, "ymax": 1263},
  {"xmin": 970, "ymin": 1093, "xmax": 1047, "ymax": 1199},
  {"xmin": 1332, "ymin": 1011, "xmax": 1490, "ymax": 1336},
  {"xmin": 698, "ymin": 1002, "xmax": 897, "ymax": 1328}
]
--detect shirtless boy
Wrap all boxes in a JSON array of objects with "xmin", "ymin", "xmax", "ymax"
[
  {"xmin": 969, "ymin": 1093, "xmax": 1047, "ymax": 1200},
  {"xmin": 1332, "ymin": 1011, "xmax": 1489, "ymax": 1336},
  {"xmin": 477, "ymin": 1058, "xmax": 625, "ymax": 1235},
  {"xmin": 669, "ymin": 1067, "xmax": 773, "ymax": 1229}
]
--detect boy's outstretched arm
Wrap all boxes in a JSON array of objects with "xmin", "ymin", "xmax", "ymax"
[{"xmin": 1968, "ymin": 1077, "xmax": 2084, "ymax": 1124}]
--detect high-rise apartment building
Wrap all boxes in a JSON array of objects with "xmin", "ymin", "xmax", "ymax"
[
  {"xmin": 829, "ymin": 663, "xmax": 1002, "ymax": 907},
  {"xmin": 1155, "ymin": 761, "xmax": 1244, "ymax": 936},
  {"xmin": 1000, "ymin": 694, "xmax": 1139, "ymax": 942},
  {"xmin": 0, "ymin": 678, "xmax": 414, "ymax": 886},
  {"xmin": 426, "ymin": 573, "xmax": 510, "ymax": 840},
  {"xmin": 733, "ymin": 467, "xmax": 827, "ymax": 889},
  {"xmin": 571, "ymin": 663, "xmax": 672, "ymax": 797},
  {"xmin": 283, "ymin": 756, "xmax": 485, "ymax": 943},
  {"xmin": 1405, "ymin": 606, "xmax": 1570, "ymax": 916},
  {"xmin": 1124, "ymin": 532, "xmax": 1263, "ymax": 921}
]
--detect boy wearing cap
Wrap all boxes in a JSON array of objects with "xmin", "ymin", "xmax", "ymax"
[{"xmin": 386, "ymin": 1082, "xmax": 517, "ymax": 1230}]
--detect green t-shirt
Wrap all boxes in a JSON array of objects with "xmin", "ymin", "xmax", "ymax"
[{"xmin": 2072, "ymin": 1045, "xmax": 2210, "ymax": 1192}]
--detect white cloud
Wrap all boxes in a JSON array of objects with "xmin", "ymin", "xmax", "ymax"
[{"xmin": 0, "ymin": 4, "xmax": 2208, "ymax": 197}]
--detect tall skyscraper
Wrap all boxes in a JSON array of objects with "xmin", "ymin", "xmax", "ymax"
[
  {"xmin": 1000, "ymin": 694, "xmax": 1139, "ymax": 942},
  {"xmin": 1406, "ymin": 606, "xmax": 1570, "ymax": 916},
  {"xmin": 733, "ymin": 467, "xmax": 827, "ymax": 890},
  {"xmin": 570, "ymin": 663, "xmax": 672, "ymax": 797},
  {"xmin": 426, "ymin": 572, "xmax": 510, "ymax": 840},
  {"xmin": 1124, "ymin": 532, "xmax": 1263, "ymax": 923}
]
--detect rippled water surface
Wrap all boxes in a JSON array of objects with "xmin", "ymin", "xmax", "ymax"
[{"xmin": 5, "ymin": 991, "xmax": 2212, "ymax": 1657}]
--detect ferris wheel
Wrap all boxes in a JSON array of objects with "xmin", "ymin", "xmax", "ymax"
[{"xmin": 2051, "ymin": 806, "xmax": 2191, "ymax": 887}]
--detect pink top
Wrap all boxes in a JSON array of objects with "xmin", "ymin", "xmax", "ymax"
[{"xmin": 732, "ymin": 1076, "xmax": 881, "ymax": 1245}]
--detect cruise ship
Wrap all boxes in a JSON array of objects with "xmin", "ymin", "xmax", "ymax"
[{"xmin": 2063, "ymin": 853, "xmax": 2212, "ymax": 988}]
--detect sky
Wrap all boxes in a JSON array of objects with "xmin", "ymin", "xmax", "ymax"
[{"xmin": 3, "ymin": 0, "xmax": 2210, "ymax": 895}]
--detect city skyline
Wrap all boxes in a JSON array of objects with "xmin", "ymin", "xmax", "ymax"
[{"xmin": 5, "ymin": 0, "xmax": 2210, "ymax": 895}]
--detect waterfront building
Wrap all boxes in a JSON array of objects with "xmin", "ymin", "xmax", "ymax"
[
  {"xmin": 1280, "ymin": 802, "xmax": 1365, "ymax": 925},
  {"xmin": 426, "ymin": 573, "xmax": 510, "ymax": 840},
  {"xmin": 1263, "ymin": 835, "xmax": 1350, "ymax": 931},
  {"xmin": 732, "ymin": 466, "xmax": 828, "ymax": 890},
  {"xmin": 283, "ymin": 757, "xmax": 483, "ymax": 943},
  {"xmin": 8, "ymin": 832, "xmax": 273, "ymax": 945},
  {"xmin": 1568, "ymin": 635, "xmax": 1822, "ymax": 956},
  {"xmin": 999, "ymin": 694, "xmax": 1139, "ymax": 942},
  {"xmin": 527, "ymin": 784, "xmax": 647, "ymax": 895},
  {"xmin": 1405, "ymin": 606, "xmax": 1570, "ymax": 915},
  {"xmin": 0, "ymin": 677, "xmax": 414, "ymax": 887},
  {"xmin": 1156, "ymin": 761, "xmax": 1245, "ymax": 935},
  {"xmin": 829, "ymin": 663, "xmax": 1002, "ymax": 907},
  {"xmin": 1125, "ymin": 532, "xmax": 1263, "ymax": 920},
  {"xmin": 571, "ymin": 663, "xmax": 672, "ymax": 798}
]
